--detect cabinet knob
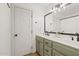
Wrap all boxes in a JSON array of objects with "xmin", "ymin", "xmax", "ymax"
[{"xmin": 14, "ymin": 34, "xmax": 18, "ymax": 37}]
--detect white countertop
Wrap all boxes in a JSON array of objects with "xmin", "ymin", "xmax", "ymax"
[{"xmin": 37, "ymin": 34, "xmax": 79, "ymax": 49}]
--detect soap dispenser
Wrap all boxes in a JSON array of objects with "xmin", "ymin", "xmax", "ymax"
[
  {"xmin": 77, "ymin": 36, "xmax": 79, "ymax": 41},
  {"xmin": 71, "ymin": 37, "xmax": 74, "ymax": 41}
]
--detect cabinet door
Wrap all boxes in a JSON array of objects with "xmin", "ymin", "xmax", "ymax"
[
  {"xmin": 36, "ymin": 39, "xmax": 40, "ymax": 53},
  {"xmin": 53, "ymin": 50, "xmax": 64, "ymax": 56},
  {"xmin": 36, "ymin": 36, "xmax": 44, "ymax": 56},
  {"xmin": 44, "ymin": 45, "xmax": 52, "ymax": 56},
  {"xmin": 39, "ymin": 43, "xmax": 43, "ymax": 56},
  {"xmin": 53, "ymin": 41, "xmax": 79, "ymax": 56},
  {"xmin": 44, "ymin": 39, "xmax": 52, "ymax": 47}
]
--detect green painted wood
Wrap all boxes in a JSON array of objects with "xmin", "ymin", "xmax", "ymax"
[
  {"xmin": 44, "ymin": 45, "xmax": 52, "ymax": 56},
  {"xmin": 39, "ymin": 43, "xmax": 43, "ymax": 55},
  {"xmin": 36, "ymin": 36, "xmax": 44, "ymax": 56},
  {"xmin": 53, "ymin": 49, "xmax": 64, "ymax": 56},
  {"xmin": 36, "ymin": 39, "xmax": 40, "ymax": 53},
  {"xmin": 44, "ymin": 53, "xmax": 50, "ymax": 56},
  {"xmin": 44, "ymin": 38, "xmax": 52, "ymax": 47},
  {"xmin": 36, "ymin": 35, "xmax": 79, "ymax": 56},
  {"xmin": 53, "ymin": 41, "xmax": 79, "ymax": 56},
  {"xmin": 36, "ymin": 36, "xmax": 43, "ymax": 43}
]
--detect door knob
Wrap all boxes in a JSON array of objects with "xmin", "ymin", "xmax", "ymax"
[{"xmin": 14, "ymin": 34, "xmax": 18, "ymax": 37}]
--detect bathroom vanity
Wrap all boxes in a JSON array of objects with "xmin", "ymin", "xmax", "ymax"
[{"xmin": 36, "ymin": 35, "xmax": 79, "ymax": 56}]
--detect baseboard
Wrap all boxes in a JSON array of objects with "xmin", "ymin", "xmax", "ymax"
[{"xmin": 24, "ymin": 51, "xmax": 36, "ymax": 56}]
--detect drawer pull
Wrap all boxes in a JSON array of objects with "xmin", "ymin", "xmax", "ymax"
[{"xmin": 46, "ymin": 42, "xmax": 49, "ymax": 44}]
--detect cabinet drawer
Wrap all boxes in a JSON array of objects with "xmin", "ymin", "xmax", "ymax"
[
  {"xmin": 44, "ymin": 45, "xmax": 52, "ymax": 56},
  {"xmin": 53, "ymin": 49, "xmax": 64, "ymax": 56},
  {"xmin": 53, "ymin": 42, "xmax": 79, "ymax": 56},
  {"xmin": 36, "ymin": 36, "xmax": 43, "ymax": 43},
  {"xmin": 44, "ymin": 39, "xmax": 52, "ymax": 47}
]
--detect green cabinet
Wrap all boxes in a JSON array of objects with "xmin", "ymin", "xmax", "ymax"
[
  {"xmin": 53, "ymin": 41, "xmax": 79, "ymax": 56},
  {"xmin": 53, "ymin": 49, "xmax": 64, "ymax": 56},
  {"xmin": 39, "ymin": 43, "xmax": 43, "ymax": 55},
  {"xmin": 44, "ymin": 45, "xmax": 52, "ymax": 56},
  {"xmin": 36, "ymin": 39, "xmax": 40, "ymax": 53},
  {"xmin": 44, "ymin": 39, "xmax": 52, "ymax": 47},
  {"xmin": 44, "ymin": 39, "xmax": 52, "ymax": 56},
  {"xmin": 36, "ymin": 36, "xmax": 43, "ymax": 56},
  {"xmin": 36, "ymin": 35, "xmax": 79, "ymax": 56}
]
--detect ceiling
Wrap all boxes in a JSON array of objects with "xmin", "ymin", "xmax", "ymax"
[{"xmin": 13, "ymin": 3, "xmax": 57, "ymax": 10}]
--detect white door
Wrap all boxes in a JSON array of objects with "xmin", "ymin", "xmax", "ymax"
[{"xmin": 14, "ymin": 7, "xmax": 32, "ymax": 56}]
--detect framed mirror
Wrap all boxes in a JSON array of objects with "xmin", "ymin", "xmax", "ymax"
[{"xmin": 44, "ymin": 3, "xmax": 79, "ymax": 36}]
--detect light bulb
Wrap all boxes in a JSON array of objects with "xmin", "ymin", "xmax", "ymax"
[
  {"xmin": 62, "ymin": 6, "xmax": 66, "ymax": 10},
  {"xmin": 53, "ymin": 7, "xmax": 57, "ymax": 11}
]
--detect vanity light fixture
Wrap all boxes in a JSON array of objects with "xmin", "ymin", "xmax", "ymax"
[
  {"xmin": 50, "ymin": 3, "xmax": 71, "ymax": 14},
  {"xmin": 60, "ymin": 3, "xmax": 67, "ymax": 8}
]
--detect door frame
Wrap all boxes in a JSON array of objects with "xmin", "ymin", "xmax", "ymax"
[{"xmin": 10, "ymin": 4, "xmax": 33, "ymax": 56}]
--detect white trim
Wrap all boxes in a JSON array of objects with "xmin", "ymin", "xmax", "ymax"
[{"xmin": 10, "ymin": 4, "xmax": 15, "ymax": 56}]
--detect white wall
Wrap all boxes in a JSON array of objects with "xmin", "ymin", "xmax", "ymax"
[
  {"xmin": 32, "ymin": 6, "xmax": 47, "ymax": 52},
  {"xmin": 0, "ymin": 3, "xmax": 11, "ymax": 55}
]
